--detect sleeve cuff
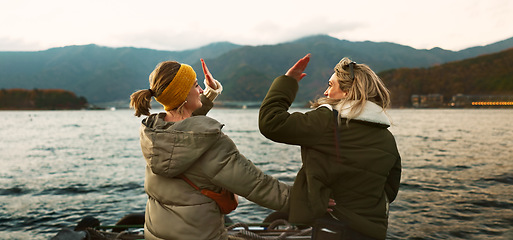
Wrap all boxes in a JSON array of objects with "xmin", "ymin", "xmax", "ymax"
[{"xmin": 203, "ymin": 79, "xmax": 223, "ymax": 102}]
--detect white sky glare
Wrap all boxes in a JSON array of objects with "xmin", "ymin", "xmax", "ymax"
[{"xmin": 1, "ymin": 0, "xmax": 512, "ymax": 52}]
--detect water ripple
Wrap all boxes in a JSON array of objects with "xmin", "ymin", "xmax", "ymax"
[{"xmin": 1, "ymin": 109, "xmax": 512, "ymax": 239}]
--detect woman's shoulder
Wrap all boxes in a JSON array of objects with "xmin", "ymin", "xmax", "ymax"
[
  {"xmin": 309, "ymin": 104, "xmax": 335, "ymax": 119},
  {"xmin": 174, "ymin": 115, "xmax": 224, "ymax": 133},
  {"xmin": 315, "ymin": 104, "xmax": 333, "ymax": 111}
]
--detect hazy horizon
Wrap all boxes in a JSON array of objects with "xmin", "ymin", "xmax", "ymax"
[{"xmin": 1, "ymin": 0, "xmax": 512, "ymax": 52}]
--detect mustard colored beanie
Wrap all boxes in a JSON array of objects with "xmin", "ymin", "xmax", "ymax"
[{"xmin": 155, "ymin": 64, "xmax": 196, "ymax": 111}]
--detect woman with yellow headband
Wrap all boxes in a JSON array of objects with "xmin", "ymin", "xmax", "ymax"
[{"xmin": 130, "ymin": 59, "xmax": 290, "ymax": 240}]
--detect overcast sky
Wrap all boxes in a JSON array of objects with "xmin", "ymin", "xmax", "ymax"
[{"xmin": 1, "ymin": 0, "xmax": 512, "ymax": 52}]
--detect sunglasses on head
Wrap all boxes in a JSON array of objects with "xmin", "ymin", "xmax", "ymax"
[{"xmin": 344, "ymin": 62, "xmax": 357, "ymax": 81}]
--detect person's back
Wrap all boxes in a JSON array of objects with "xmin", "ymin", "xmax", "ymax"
[
  {"xmin": 259, "ymin": 54, "xmax": 401, "ymax": 239},
  {"xmin": 131, "ymin": 60, "xmax": 290, "ymax": 239},
  {"xmin": 141, "ymin": 114, "xmax": 290, "ymax": 239},
  {"xmin": 291, "ymin": 109, "xmax": 400, "ymax": 239}
]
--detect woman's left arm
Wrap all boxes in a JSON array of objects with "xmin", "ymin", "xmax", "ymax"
[
  {"xmin": 201, "ymin": 58, "xmax": 223, "ymax": 102},
  {"xmin": 385, "ymin": 155, "xmax": 402, "ymax": 203},
  {"xmin": 193, "ymin": 59, "xmax": 223, "ymax": 116}
]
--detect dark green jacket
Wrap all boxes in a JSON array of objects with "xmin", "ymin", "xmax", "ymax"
[{"xmin": 259, "ymin": 76, "xmax": 401, "ymax": 239}]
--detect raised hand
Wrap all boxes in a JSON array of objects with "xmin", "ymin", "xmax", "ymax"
[
  {"xmin": 285, "ymin": 53, "xmax": 311, "ymax": 82},
  {"xmin": 201, "ymin": 58, "xmax": 218, "ymax": 90}
]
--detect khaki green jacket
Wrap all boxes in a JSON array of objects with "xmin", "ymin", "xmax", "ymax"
[
  {"xmin": 259, "ymin": 76, "xmax": 401, "ymax": 240},
  {"xmin": 140, "ymin": 95, "xmax": 290, "ymax": 240}
]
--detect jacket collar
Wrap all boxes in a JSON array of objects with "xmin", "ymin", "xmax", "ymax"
[{"xmin": 319, "ymin": 101, "xmax": 391, "ymax": 126}]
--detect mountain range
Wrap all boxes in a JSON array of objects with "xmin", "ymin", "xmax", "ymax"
[{"xmin": 0, "ymin": 34, "xmax": 512, "ymax": 107}]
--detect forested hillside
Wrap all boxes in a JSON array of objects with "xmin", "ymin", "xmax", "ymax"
[
  {"xmin": 0, "ymin": 35, "xmax": 512, "ymax": 106},
  {"xmin": 380, "ymin": 47, "xmax": 513, "ymax": 107},
  {"xmin": 0, "ymin": 42, "xmax": 240, "ymax": 103}
]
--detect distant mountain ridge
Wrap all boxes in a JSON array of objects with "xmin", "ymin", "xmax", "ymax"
[
  {"xmin": 0, "ymin": 42, "xmax": 241, "ymax": 103},
  {"xmin": 0, "ymin": 34, "xmax": 512, "ymax": 105}
]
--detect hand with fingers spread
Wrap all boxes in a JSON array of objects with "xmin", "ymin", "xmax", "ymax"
[{"xmin": 285, "ymin": 53, "xmax": 311, "ymax": 82}]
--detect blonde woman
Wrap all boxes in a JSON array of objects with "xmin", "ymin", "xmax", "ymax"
[
  {"xmin": 259, "ymin": 54, "xmax": 401, "ymax": 240},
  {"xmin": 131, "ymin": 59, "xmax": 290, "ymax": 240}
]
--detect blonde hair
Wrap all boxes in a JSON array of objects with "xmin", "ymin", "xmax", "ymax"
[
  {"xmin": 130, "ymin": 61, "xmax": 184, "ymax": 117},
  {"xmin": 311, "ymin": 57, "xmax": 391, "ymax": 123}
]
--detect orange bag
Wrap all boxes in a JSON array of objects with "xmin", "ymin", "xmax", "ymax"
[{"xmin": 179, "ymin": 174, "xmax": 238, "ymax": 214}]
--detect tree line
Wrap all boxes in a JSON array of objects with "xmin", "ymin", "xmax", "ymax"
[
  {"xmin": 0, "ymin": 89, "xmax": 88, "ymax": 110},
  {"xmin": 380, "ymin": 47, "xmax": 513, "ymax": 107}
]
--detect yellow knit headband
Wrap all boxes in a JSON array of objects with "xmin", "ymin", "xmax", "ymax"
[{"xmin": 155, "ymin": 64, "xmax": 197, "ymax": 111}]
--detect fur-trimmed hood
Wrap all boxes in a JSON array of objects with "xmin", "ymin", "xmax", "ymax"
[{"xmin": 318, "ymin": 101, "xmax": 390, "ymax": 126}]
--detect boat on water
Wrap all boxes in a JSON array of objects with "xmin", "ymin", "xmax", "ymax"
[{"xmin": 50, "ymin": 213, "xmax": 314, "ymax": 240}]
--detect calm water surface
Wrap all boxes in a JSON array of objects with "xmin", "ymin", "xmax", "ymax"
[{"xmin": 0, "ymin": 108, "xmax": 512, "ymax": 239}]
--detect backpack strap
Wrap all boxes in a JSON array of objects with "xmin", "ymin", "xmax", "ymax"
[
  {"xmin": 178, "ymin": 174, "xmax": 200, "ymax": 191},
  {"xmin": 177, "ymin": 174, "xmax": 238, "ymax": 214}
]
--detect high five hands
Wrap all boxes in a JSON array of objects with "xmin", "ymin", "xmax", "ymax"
[{"xmin": 285, "ymin": 53, "xmax": 311, "ymax": 82}]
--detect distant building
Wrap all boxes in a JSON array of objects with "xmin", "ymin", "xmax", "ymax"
[
  {"xmin": 411, "ymin": 94, "xmax": 513, "ymax": 108},
  {"xmin": 450, "ymin": 94, "xmax": 513, "ymax": 108},
  {"xmin": 411, "ymin": 94, "xmax": 444, "ymax": 108}
]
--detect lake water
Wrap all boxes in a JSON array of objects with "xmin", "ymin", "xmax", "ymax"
[{"xmin": 1, "ymin": 108, "xmax": 512, "ymax": 239}]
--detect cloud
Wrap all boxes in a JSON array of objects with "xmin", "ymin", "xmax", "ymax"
[
  {"xmin": 245, "ymin": 17, "xmax": 361, "ymax": 45},
  {"xmin": 0, "ymin": 37, "xmax": 47, "ymax": 52},
  {"xmin": 1, "ymin": 0, "xmax": 512, "ymax": 51}
]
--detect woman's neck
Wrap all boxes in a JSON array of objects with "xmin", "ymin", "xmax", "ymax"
[{"xmin": 164, "ymin": 110, "xmax": 191, "ymax": 122}]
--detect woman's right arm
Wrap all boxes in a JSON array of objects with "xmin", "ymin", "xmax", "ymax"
[
  {"xmin": 258, "ymin": 75, "xmax": 332, "ymax": 145},
  {"xmin": 201, "ymin": 133, "xmax": 291, "ymax": 212},
  {"xmin": 258, "ymin": 54, "xmax": 331, "ymax": 145}
]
